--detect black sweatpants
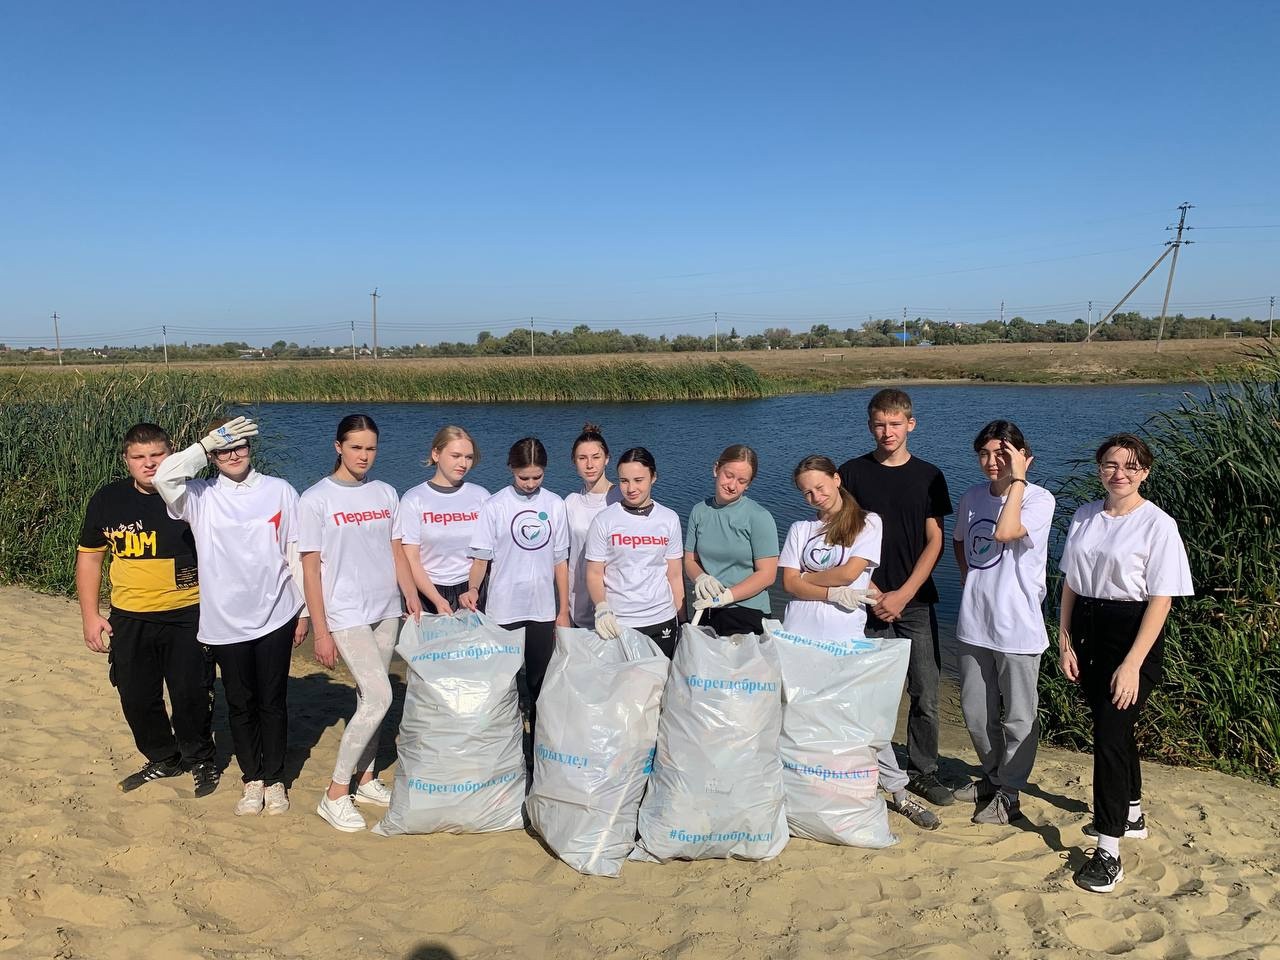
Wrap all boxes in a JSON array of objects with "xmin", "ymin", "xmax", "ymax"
[
  {"xmin": 1071, "ymin": 596, "xmax": 1162, "ymax": 839},
  {"xmin": 633, "ymin": 616, "xmax": 681, "ymax": 659},
  {"xmin": 211, "ymin": 617, "xmax": 297, "ymax": 786},
  {"xmin": 108, "ymin": 611, "xmax": 214, "ymax": 765}
]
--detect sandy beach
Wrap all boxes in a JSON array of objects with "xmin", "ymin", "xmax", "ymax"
[{"xmin": 3, "ymin": 584, "xmax": 1277, "ymax": 960}]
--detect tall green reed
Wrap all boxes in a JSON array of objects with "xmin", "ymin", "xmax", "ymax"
[
  {"xmin": 1039, "ymin": 344, "xmax": 1280, "ymax": 783},
  {"xmin": 0, "ymin": 371, "xmax": 228, "ymax": 595}
]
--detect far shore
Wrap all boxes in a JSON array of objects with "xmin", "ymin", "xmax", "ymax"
[{"xmin": 1, "ymin": 338, "xmax": 1266, "ymax": 402}]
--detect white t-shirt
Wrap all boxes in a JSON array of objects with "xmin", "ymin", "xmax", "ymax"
[
  {"xmin": 154, "ymin": 444, "xmax": 304, "ymax": 646},
  {"xmin": 778, "ymin": 514, "xmax": 882, "ymax": 641},
  {"xmin": 953, "ymin": 480, "xmax": 1055, "ymax": 654},
  {"xmin": 1061, "ymin": 499, "xmax": 1194, "ymax": 601},
  {"xmin": 468, "ymin": 485, "xmax": 569, "ymax": 624},
  {"xmin": 584, "ymin": 502, "xmax": 683, "ymax": 625},
  {"xmin": 298, "ymin": 476, "xmax": 403, "ymax": 633},
  {"xmin": 565, "ymin": 486, "xmax": 621, "ymax": 626},
  {"xmin": 399, "ymin": 480, "xmax": 490, "ymax": 586}
]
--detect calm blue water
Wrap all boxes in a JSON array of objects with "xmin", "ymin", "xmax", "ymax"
[{"xmin": 254, "ymin": 383, "xmax": 1202, "ymax": 663}]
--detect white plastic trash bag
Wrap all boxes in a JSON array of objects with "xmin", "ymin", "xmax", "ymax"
[
  {"xmin": 373, "ymin": 611, "xmax": 526, "ymax": 836},
  {"xmin": 526, "ymin": 626, "xmax": 669, "ymax": 877},
  {"xmin": 632, "ymin": 623, "xmax": 788, "ymax": 862},
  {"xmin": 767, "ymin": 620, "xmax": 911, "ymax": 848}
]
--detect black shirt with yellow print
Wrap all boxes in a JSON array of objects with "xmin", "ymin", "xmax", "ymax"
[{"xmin": 78, "ymin": 478, "xmax": 200, "ymax": 623}]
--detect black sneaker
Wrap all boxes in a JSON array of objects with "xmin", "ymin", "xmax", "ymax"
[
  {"xmin": 907, "ymin": 772, "xmax": 956, "ymax": 807},
  {"xmin": 190, "ymin": 761, "xmax": 221, "ymax": 798},
  {"xmin": 118, "ymin": 758, "xmax": 183, "ymax": 792},
  {"xmin": 1074, "ymin": 847, "xmax": 1124, "ymax": 893},
  {"xmin": 1083, "ymin": 814, "xmax": 1148, "ymax": 840}
]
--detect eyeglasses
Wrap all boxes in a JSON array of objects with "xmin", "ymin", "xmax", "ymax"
[
  {"xmin": 1098, "ymin": 461, "xmax": 1144, "ymax": 476},
  {"xmin": 212, "ymin": 444, "xmax": 250, "ymax": 462}
]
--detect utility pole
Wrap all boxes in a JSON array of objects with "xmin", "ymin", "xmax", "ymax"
[
  {"xmin": 714, "ymin": 311, "xmax": 719, "ymax": 353},
  {"xmin": 1155, "ymin": 203, "xmax": 1194, "ymax": 352},
  {"xmin": 999, "ymin": 300, "xmax": 1005, "ymax": 338},
  {"xmin": 1086, "ymin": 300, "xmax": 1093, "ymax": 339},
  {"xmin": 529, "ymin": 317, "xmax": 535, "ymax": 358},
  {"xmin": 1268, "ymin": 296, "xmax": 1274, "ymax": 340},
  {"xmin": 350, "ymin": 320, "xmax": 357, "ymax": 361},
  {"xmin": 52, "ymin": 312, "xmax": 62, "ymax": 365},
  {"xmin": 162, "ymin": 324, "xmax": 169, "ymax": 366},
  {"xmin": 1088, "ymin": 242, "xmax": 1179, "ymax": 342},
  {"xmin": 370, "ymin": 288, "xmax": 380, "ymax": 360}
]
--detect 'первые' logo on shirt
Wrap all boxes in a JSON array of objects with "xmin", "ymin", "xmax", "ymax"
[
  {"xmin": 511, "ymin": 509, "xmax": 552, "ymax": 550},
  {"xmin": 965, "ymin": 518, "xmax": 1003, "ymax": 570},
  {"xmin": 609, "ymin": 532, "xmax": 670, "ymax": 548},
  {"xmin": 423, "ymin": 510, "xmax": 479, "ymax": 525},
  {"xmin": 333, "ymin": 508, "xmax": 392, "ymax": 526}
]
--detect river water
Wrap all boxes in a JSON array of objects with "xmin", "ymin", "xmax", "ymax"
[{"xmin": 258, "ymin": 383, "xmax": 1201, "ymax": 667}]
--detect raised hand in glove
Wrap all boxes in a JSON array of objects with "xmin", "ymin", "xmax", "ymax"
[{"xmin": 200, "ymin": 416, "xmax": 259, "ymax": 454}]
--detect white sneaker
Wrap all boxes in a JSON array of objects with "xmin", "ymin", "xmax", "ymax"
[
  {"xmin": 235, "ymin": 780, "xmax": 265, "ymax": 816},
  {"xmin": 263, "ymin": 782, "xmax": 290, "ymax": 815},
  {"xmin": 317, "ymin": 792, "xmax": 367, "ymax": 832},
  {"xmin": 354, "ymin": 778, "xmax": 392, "ymax": 807}
]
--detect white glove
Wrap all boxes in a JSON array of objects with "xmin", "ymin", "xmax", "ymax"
[
  {"xmin": 693, "ymin": 587, "xmax": 735, "ymax": 610},
  {"xmin": 200, "ymin": 416, "xmax": 259, "ymax": 454},
  {"xmin": 828, "ymin": 585, "xmax": 880, "ymax": 610},
  {"xmin": 594, "ymin": 603, "xmax": 621, "ymax": 640},
  {"xmin": 694, "ymin": 573, "xmax": 726, "ymax": 603}
]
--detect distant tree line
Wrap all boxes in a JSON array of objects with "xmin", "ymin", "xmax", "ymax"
[{"xmin": 1, "ymin": 312, "xmax": 1270, "ymax": 364}]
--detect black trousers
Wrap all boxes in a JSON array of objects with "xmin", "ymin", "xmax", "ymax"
[
  {"xmin": 108, "ymin": 612, "xmax": 215, "ymax": 765},
  {"xmin": 211, "ymin": 617, "xmax": 296, "ymax": 786},
  {"xmin": 503, "ymin": 619, "xmax": 556, "ymax": 762},
  {"xmin": 633, "ymin": 616, "xmax": 681, "ymax": 659},
  {"xmin": 1071, "ymin": 596, "xmax": 1162, "ymax": 839},
  {"xmin": 702, "ymin": 605, "xmax": 766, "ymax": 638},
  {"xmin": 418, "ymin": 575, "xmax": 488, "ymax": 615}
]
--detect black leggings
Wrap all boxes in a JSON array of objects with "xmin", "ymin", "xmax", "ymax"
[
  {"xmin": 1071, "ymin": 596, "xmax": 1163, "ymax": 838},
  {"xmin": 632, "ymin": 616, "xmax": 681, "ymax": 659}
]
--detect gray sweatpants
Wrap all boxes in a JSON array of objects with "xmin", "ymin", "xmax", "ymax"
[{"xmin": 957, "ymin": 642, "xmax": 1042, "ymax": 793}]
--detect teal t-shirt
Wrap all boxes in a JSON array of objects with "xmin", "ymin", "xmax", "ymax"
[{"xmin": 684, "ymin": 495, "xmax": 780, "ymax": 614}]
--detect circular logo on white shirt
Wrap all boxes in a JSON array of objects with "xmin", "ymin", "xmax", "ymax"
[
  {"xmin": 966, "ymin": 518, "xmax": 1003, "ymax": 569},
  {"xmin": 511, "ymin": 509, "xmax": 552, "ymax": 551},
  {"xmin": 802, "ymin": 534, "xmax": 842, "ymax": 571}
]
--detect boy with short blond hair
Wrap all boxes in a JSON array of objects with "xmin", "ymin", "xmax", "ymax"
[{"xmin": 839, "ymin": 388, "xmax": 954, "ymax": 811}]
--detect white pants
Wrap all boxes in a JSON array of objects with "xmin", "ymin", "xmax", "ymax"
[{"xmin": 331, "ymin": 618, "xmax": 398, "ymax": 784}]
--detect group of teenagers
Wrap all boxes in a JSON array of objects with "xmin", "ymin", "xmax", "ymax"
[{"xmin": 76, "ymin": 387, "xmax": 1192, "ymax": 895}]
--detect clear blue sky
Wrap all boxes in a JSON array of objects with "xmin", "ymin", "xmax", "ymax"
[{"xmin": 2, "ymin": 1, "xmax": 1277, "ymax": 347}]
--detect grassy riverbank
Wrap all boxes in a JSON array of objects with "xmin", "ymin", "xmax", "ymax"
[{"xmin": 0, "ymin": 338, "xmax": 1264, "ymax": 402}]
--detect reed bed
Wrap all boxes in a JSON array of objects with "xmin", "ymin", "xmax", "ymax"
[
  {"xmin": 198, "ymin": 359, "xmax": 767, "ymax": 403},
  {"xmin": 1038, "ymin": 345, "xmax": 1280, "ymax": 783},
  {"xmin": 0, "ymin": 371, "xmax": 227, "ymax": 595}
]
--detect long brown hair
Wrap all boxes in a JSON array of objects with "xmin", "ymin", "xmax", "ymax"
[
  {"xmin": 428, "ymin": 425, "xmax": 480, "ymax": 467},
  {"xmin": 714, "ymin": 443, "xmax": 758, "ymax": 481},
  {"xmin": 792, "ymin": 454, "xmax": 866, "ymax": 548}
]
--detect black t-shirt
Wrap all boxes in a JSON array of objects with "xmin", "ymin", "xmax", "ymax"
[
  {"xmin": 838, "ymin": 453, "xmax": 952, "ymax": 605},
  {"xmin": 78, "ymin": 479, "xmax": 200, "ymax": 622}
]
